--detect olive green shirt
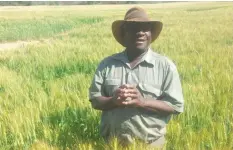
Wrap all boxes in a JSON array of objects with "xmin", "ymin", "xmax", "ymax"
[{"xmin": 89, "ymin": 48, "xmax": 184, "ymax": 144}]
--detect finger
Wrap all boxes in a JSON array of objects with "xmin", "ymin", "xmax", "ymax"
[
  {"xmin": 114, "ymin": 88, "xmax": 121, "ymax": 94},
  {"xmin": 125, "ymin": 84, "xmax": 137, "ymax": 89},
  {"xmin": 122, "ymin": 99, "xmax": 137, "ymax": 106},
  {"xmin": 119, "ymin": 88, "xmax": 129, "ymax": 93},
  {"xmin": 120, "ymin": 84, "xmax": 137, "ymax": 89},
  {"xmin": 119, "ymin": 84, "xmax": 129, "ymax": 89},
  {"xmin": 122, "ymin": 101, "xmax": 129, "ymax": 105},
  {"xmin": 116, "ymin": 97, "xmax": 125, "ymax": 101},
  {"xmin": 125, "ymin": 97, "xmax": 132, "ymax": 101},
  {"xmin": 123, "ymin": 89, "xmax": 138, "ymax": 94},
  {"xmin": 120, "ymin": 93, "xmax": 132, "ymax": 98},
  {"xmin": 127, "ymin": 93, "xmax": 138, "ymax": 98},
  {"xmin": 114, "ymin": 88, "xmax": 125, "ymax": 97}
]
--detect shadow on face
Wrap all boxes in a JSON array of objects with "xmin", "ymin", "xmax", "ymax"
[{"xmin": 121, "ymin": 22, "xmax": 152, "ymax": 52}]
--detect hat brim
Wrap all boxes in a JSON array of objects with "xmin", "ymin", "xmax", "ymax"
[{"xmin": 112, "ymin": 20, "xmax": 163, "ymax": 47}]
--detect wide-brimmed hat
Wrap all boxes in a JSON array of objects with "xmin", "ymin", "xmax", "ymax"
[{"xmin": 112, "ymin": 7, "xmax": 163, "ymax": 47}]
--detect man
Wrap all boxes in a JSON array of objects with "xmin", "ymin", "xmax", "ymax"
[{"xmin": 89, "ymin": 7, "xmax": 184, "ymax": 148}]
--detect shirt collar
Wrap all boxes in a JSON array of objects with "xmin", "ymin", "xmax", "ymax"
[
  {"xmin": 143, "ymin": 48, "xmax": 154, "ymax": 65},
  {"xmin": 112, "ymin": 48, "xmax": 154, "ymax": 66}
]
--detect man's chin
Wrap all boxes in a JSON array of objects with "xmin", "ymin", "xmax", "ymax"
[
  {"xmin": 135, "ymin": 46, "xmax": 149, "ymax": 52},
  {"xmin": 134, "ymin": 43, "xmax": 149, "ymax": 50},
  {"xmin": 127, "ymin": 44, "xmax": 149, "ymax": 52}
]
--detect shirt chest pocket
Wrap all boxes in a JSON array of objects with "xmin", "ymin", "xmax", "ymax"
[
  {"xmin": 104, "ymin": 79, "xmax": 121, "ymax": 97},
  {"xmin": 138, "ymin": 83, "xmax": 162, "ymax": 99}
]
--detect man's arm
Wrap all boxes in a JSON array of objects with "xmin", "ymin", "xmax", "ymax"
[
  {"xmin": 90, "ymin": 96, "xmax": 117, "ymax": 111},
  {"xmin": 139, "ymin": 98, "xmax": 175, "ymax": 114},
  {"xmin": 89, "ymin": 58, "xmax": 116, "ymax": 111},
  {"xmin": 91, "ymin": 86, "xmax": 128, "ymax": 111},
  {"xmin": 91, "ymin": 84, "xmax": 176, "ymax": 114},
  {"xmin": 120, "ymin": 86, "xmax": 175, "ymax": 115}
]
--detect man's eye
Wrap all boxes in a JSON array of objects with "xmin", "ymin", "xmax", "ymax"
[{"xmin": 142, "ymin": 28, "xmax": 150, "ymax": 31}]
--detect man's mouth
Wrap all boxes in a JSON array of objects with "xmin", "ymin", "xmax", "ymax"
[{"xmin": 135, "ymin": 38, "xmax": 145, "ymax": 44}]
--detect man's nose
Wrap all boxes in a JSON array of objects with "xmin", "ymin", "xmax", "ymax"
[{"xmin": 136, "ymin": 30, "xmax": 144, "ymax": 36}]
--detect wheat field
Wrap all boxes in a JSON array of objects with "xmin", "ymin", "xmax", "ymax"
[{"xmin": 0, "ymin": 2, "xmax": 232, "ymax": 150}]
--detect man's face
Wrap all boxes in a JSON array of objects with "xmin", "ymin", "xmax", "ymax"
[{"xmin": 122, "ymin": 22, "xmax": 152, "ymax": 51}]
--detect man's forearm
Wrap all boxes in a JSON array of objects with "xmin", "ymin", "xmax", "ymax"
[
  {"xmin": 91, "ymin": 96, "xmax": 118, "ymax": 111},
  {"xmin": 139, "ymin": 98, "xmax": 175, "ymax": 115}
]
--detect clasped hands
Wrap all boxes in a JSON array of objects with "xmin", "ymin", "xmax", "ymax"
[{"xmin": 112, "ymin": 84, "xmax": 144, "ymax": 107}]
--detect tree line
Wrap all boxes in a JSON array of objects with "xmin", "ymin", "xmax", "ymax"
[{"xmin": 0, "ymin": 1, "xmax": 167, "ymax": 6}]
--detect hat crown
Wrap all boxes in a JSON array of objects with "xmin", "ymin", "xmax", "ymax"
[{"xmin": 124, "ymin": 7, "xmax": 150, "ymax": 21}]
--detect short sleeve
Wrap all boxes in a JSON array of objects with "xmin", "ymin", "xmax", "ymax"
[
  {"xmin": 161, "ymin": 62, "xmax": 184, "ymax": 113},
  {"xmin": 89, "ymin": 59, "xmax": 106, "ymax": 101}
]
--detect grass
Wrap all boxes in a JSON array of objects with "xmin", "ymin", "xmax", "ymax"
[
  {"xmin": 0, "ymin": 17, "xmax": 103, "ymax": 42},
  {"xmin": 0, "ymin": 2, "xmax": 232, "ymax": 150}
]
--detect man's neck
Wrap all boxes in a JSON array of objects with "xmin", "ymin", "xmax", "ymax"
[{"xmin": 126, "ymin": 48, "xmax": 149, "ymax": 62}]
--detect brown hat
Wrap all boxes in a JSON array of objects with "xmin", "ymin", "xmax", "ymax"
[{"xmin": 112, "ymin": 7, "xmax": 163, "ymax": 47}]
